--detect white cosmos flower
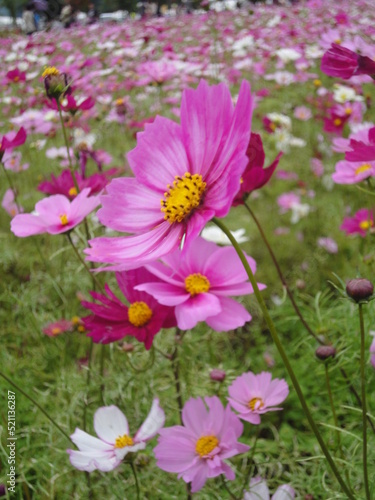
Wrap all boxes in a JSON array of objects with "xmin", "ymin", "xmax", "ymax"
[
  {"xmin": 275, "ymin": 48, "xmax": 301, "ymax": 63},
  {"xmin": 68, "ymin": 400, "xmax": 165, "ymax": 472},
  {"xmin": 333, "ymin": 84, "xmax": 364, "ymax": 104},
  {"xmin": 244, "ymin": 477, "xmax": 295, "ymax": 500}
]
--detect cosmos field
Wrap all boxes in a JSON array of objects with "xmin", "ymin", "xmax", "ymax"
[{"xmin": 1, "ymin": 0, "xmax": 375, "ymax": 498}]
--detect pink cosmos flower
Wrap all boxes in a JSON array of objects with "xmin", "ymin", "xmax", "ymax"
[
  {"xmin": 0, "ymin": 128, "xmax": 27, "ymax": 159},
  {"xmin": 317, "ymin": 237, "xmax": 338, "ymax": 254},
  {"xmin": 1, "ymin": 189, "xmax": 22, "ymax": 217},
  {"xmin": 43, "ymin": 319, "xmax": 73, "ymax": 337},
  {"xmin": 233, "ymin": 133, "xmax": 282, "ymax": 206},
  {"xmin": 154, "ymin": 396, "xmax": 249, "ymax": 493},
  {"xmin": 244, "ymin": 477, "xmax": 295, "ymax": 500},
  {"xmin": 2, "ymin": 151, "xmax": 29, "ymax": 172},
  {"xmin": 345, "ymin": 126, "xmax": 375, "ymax": 162},
  {"xmin": 293, "ymin": 106, "xmax": 312, "ymax": 121},
  {"xmin": 370, "ymin": 333, "xmax": 375, "ymax": 369},
  {"xmin": 340, "ymin": 209, "xmax": 374, "ymax": 237},
  {"xmin": 321, "ymin": 43, "xmax": 375, "ymax": 80},
  {"xmin": 332, "ymin": 160, "xmax": 375, "ymax": 184},
  {"xmin": 10, "ymin": 188, "xmax": 100, "ymax": 237},
  {"xmin": 135, "ymin": 236, "xmax": 264, "ymax": 331},
  {"xmin": 38, "ymin": 169, "xmax": 116, "ymax": 200},
  {"xmin": 6, "ymin": 68, "xmax": 26, "ymax": 83},
  {"xmin": 86, "ymin": 80, "xmax": 253, "ymax": 270},
  {"xmin": 277, "ymin": 192, "xmax": 300, "ymax": 213},
  {"xmin": 68, "ymin": 400, "xmax": 165, "ymax": 472},
  {"xmin": 82, "ymin": 268, "xmax": 176, "ymax": 349},
  {"xmin": 227, "ymin": 371, "xmax": 289, "ymax": 424}
]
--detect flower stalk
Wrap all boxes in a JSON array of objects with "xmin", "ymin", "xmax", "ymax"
[
  {"xmin": 358, "ymin": 303, "xmax": 370, "ymax": 500},
  {"xmin": 212, "ymin": 217, "xmax": 354, "ymax": 499}
]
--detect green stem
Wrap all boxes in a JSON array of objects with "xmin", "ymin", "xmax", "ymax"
[
  {"xmin": 66, "ymin": 233, "xmax": 104, "ymax": 293},
  {"xmin": 242, "ymin": 427, "xmax": 260, "ymax": 491},
  {"xmin": 56, "ymin": 100, "xmax": 79, "ymax": 193},
  {"xmin": 0, "ymin": 370, "xmax": 71, "ymax": 443},
  {"xmin": 171, "ymin": 330, "xmax": 184, "ymax": 425},
  {"xmin": 100, "ymin": 344, "xmax": 105, "ymax": 406},
  {"xmin": 1, "ymin": 161, "xmax": 21, "ymax": 213},
  {"xmin": 324, "ymin": 365, "xmax": 351, "ymax": 489},
  {"xmin": 83, "ymin": 341, "xmax": 93, "ymax": 432},
  {"xmin": 244, "ymin": 203, "xmax": 323, "ymax": 345},
  {"xmin": 130, "ymin": 461, "xmax": 140, "ymax": 500},
  {"xmin": 359, "ymin": 304, "xmax": 370, "ymax": 500},
  {"xmin": 212, "ymin": 218, "xmax": 354, "ymax": 499}
]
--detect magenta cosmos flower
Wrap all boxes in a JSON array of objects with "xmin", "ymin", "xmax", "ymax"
[
  {"xmin": 321, "ymin": 43, "xmax": 375, "ymax": 80},
  {"xmin": 135, "ymin": 236, "xmax": 265, "ymax": 331},
  {"xmin": 154, "ymin": 396, "xmax": 249, "ymax": 493},
  {"xmin": 10, "ymin": 188, "xmax": 100, "ymax": 237},
  {"xmin": 340, "ymin": 208, "xmax": 374, "ymax": 237},
  {"xmin": 228, "ymin": 371, "xmax": 289, "ymax": 425},
  {"xmin": 86, "ymin": 80, "xmax": 253, "ymax": 270},
  {"xmin": 345, "ymin": 126, "xmax": 375, "ymax": 162},
  {"xmin": 68, "ymin": 400, "xmax": 165, "ymax": 472},
  {"xmin": 0, "ymin": 127, "xmax": 27, "ymax": 160},
  {"xmin": 332, "ymin": 160, "xmax": 375, "ymax": 184},
  {"xmin": 82, "ymin": 268, "xmax": 176, "ymax": 349},
  {"xmin": 233, "ymin": 133, "xmax": 282, "ymax": 206}
]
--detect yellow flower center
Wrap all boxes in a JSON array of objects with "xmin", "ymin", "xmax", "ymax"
[
  {"xmin": 269, "ymin": 122, "xmax": 276, "ymax": 131},
  {"xmin": 355, "ymin": 163, "xmax": 372, "ymax": 176},
  {"xmin": 128, "ymin": 301, "xmax": 153, "ymax": 327},
  {"xmin": 68, "ymin": 187, "xmax": 78, "ymax": 197},
  {"xmin": 345, "ymin": 107, "xmax": 352, "ymax": 115},
  {"xmin": 115, "ymin": 98, "xmax": 125, "ymax": 106},
  {"xmin": 185, "ymin": 273, "xmax": 210, "ymax": 296},
  {"xmin": 51, "ymin": 327, "xmax": 61, "ymax": 335},
  {"xmin": 313, "ymin": 79, "xmax": 321, "ymax": 87},
  {"xmin": 334, "ymin": 38, "xmax": 342, "ymax": 45},
  {"xmin": 248, "ymin": 397, "xmax": 264, "ymax": 411},
  {"xmin": 14, "ymin": 76, "xmax": 19, "ymax": 82},
  {"xmin": 333, "ymin": 118, "xmax": 342, "ymax": 127},
  {"xmin": 360, "ymin": 220, "xmax": 373, "ymax": 230},
  {"xmin": 42, "ymin": 66, "xmax": 60, "ymax": 78},
  {"xmin": 114, "ymin": 434, "xmax": 134, "ymax": 448},
  {"xmin": 60, "ymin": 214, "xmax": 69, "ymax": 225},
  {"xmin": 195, "ymin": 435, "xmax": 219, "ymax": 457},
  {"xmin": 161, "ymin": 172, "xmax": 206, "ymax": 224}
]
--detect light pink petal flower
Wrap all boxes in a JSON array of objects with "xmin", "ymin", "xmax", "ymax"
[
  {"xmin": 135, "ymin": 398, "xmax": 165, "ymax": 442},
  {"xmin": 244, "ymin": 477, "xmax": 270, "ymax": 500},
  {"xmin": 205, "ymin": 297, "xmax": 251, "ymax": 331},
  {"xmin": 272, "ymin": 484, "xmax": 295, "ymax": 500},
  {"xmin": 94, "ymin": 405, "xmax": 129, "ymax": 443},
  {"xmin": 175, "ymin": 293, "xmax": 222, "ymax": 330}
]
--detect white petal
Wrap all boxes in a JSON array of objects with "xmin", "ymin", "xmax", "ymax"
[
  {"xmin": 272, "ymin": 485, "xmax": 295, "ymax": 500},
  {"xmin": 244, "ymin": 477, "xmax": 270, "ymax": 500},
  {"xmin": 67, "ymin": 449, "xmax": 120, "ymax": 472},
  {"xmin": 70, "ymin": 428, "xmax": 113, "ymax": 452},
  {"xmin": 94, "ymin": 406, "xmax": 129, "ymax": 444},
  {"xmin": 134, "ymin": 398, "xmax": 165, "ymax": 442}
]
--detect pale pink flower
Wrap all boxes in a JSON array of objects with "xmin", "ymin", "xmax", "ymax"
[
  {"xmin": 332, "ymin": 160, "xmax": 375, "ymax": 184},
  {"xmin": 293, "ymin": 106, "xmax": 312, "ymax": 121},
  {"xmin": 68, "ymin": 400, "xmax": 165, "ymax": 472},
  {"xmin": 11, "ymin": 188, "xmax": 100, "ymax": 237},
  {"xmin": 154, "ymin": 396, "xmax": 249, "ymax": 493},
  {"xmin": 317, "ymin": 237, "xmax": 338, "ymax": 254},
  {"xmin": 244, "ymin": 477, "xmax": 295, "ymax": 500},
  {"xmin": 228, "ymin": 371, "xmax": 289, "ymax": 425},
  {"xmin": 2, "ymin": 189, "xmax": 22, "ymax": 217},
  {"xmin": 136, "ymin": 236, "xmax": 265, "ymax": 331}
]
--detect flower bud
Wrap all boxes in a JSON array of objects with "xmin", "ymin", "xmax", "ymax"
[
  {"xmin": 346, "ymin": 278, "xmax": 374, "ymax": 302},
  {"xmin": 209, "ymin": 369, "xmax": 226, "ymax": 382},
  {"xmin": 315, "ymin": 345, "xmax": 336, "ymax": 361},
  {"xmin": 42, "ymin": 66, "xmax": 71, "ymax": 101},
  {"xmin": 121, "ymin": 342, "xmax": 135, "ymax": 352}
]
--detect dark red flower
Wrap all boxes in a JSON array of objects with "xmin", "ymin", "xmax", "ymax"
[
  {"xmin": 321, "ymin": 43, "xmax": 375, "ymax": 80},
  {"xmin": 233, "ymin": 133, "xmax": 282, "ymax": 206}
]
